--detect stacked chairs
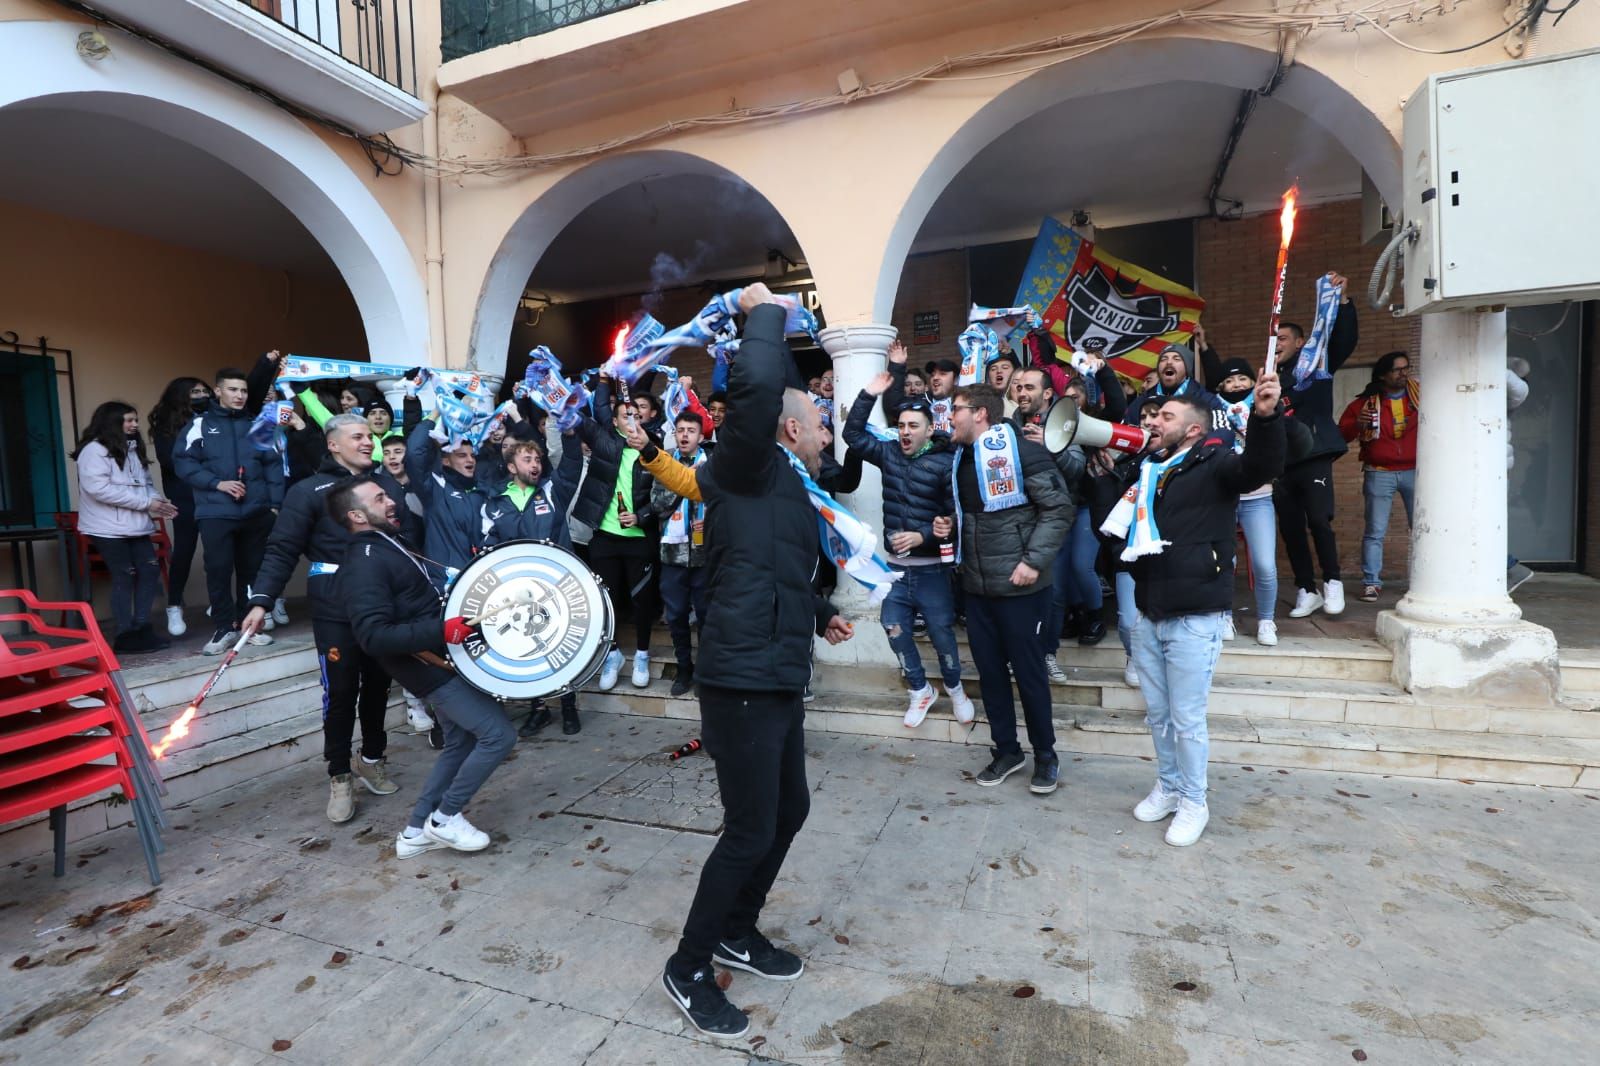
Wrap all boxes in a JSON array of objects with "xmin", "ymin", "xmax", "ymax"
[{"xmin": 0, "ymin": 589, "xmax": 167, "ymax": 885}]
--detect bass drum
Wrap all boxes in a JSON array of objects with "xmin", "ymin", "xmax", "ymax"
[{"xmin": 443, "ymin": 540, "xmax": 615, "ymax": 700}]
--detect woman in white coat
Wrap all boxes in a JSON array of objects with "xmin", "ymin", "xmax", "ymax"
[{"xmin": 73, "ymin": 401, "xmax": 179, "ymax": 653}]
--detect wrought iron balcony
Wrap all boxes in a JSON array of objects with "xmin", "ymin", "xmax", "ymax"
[
  {"xmin": 235, "ymin": 0, "xmax": 418, "ymax": 96},
  {"xmin": 442, "ymin": 0, "xmax": 653, "ymax": 62}
]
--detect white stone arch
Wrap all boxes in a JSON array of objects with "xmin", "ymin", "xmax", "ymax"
[
  {"xmin": 0, "ymin": 19, "xmax": 429, "ymax": 359},
  {"xmin": 466, "ymin": 149, "xmax": 805, "ymax": 368},
  {"xmin": 872, "ymin": 35, "xmax": 1403, "ymax": 321}
]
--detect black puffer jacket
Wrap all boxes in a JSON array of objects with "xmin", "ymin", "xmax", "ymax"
[
  {"xmin": 953, "ymin": 434, "xmax": 1074, "ymax": 598},
  {"xmin": 247, "ymin": 457, "xmax": 411, "ymax": 621},
  {"xmin": 841, "ymin": 390, "xmax": 953, "ymax": 561},
  {"xmin": 403, "ymin": 419, "xmax": 487, "ymax": 572},
  {"xmin": 1130, "ymin": 412, "xmax": 1286, "ymax": 620},
  {"xmin": 570, "ymin": 383, "xmax": 656, "ymax": 533},
  {"xmin": 695, "ymin": 303, "xmax": 837, "ymax": 693},
  {"xmin": 171, "ymin": 402, "xmax": 285, "ymax": 520},
  {"xmin": 338, "ymin": 530, "xmax": 452, "ymax": 698}
]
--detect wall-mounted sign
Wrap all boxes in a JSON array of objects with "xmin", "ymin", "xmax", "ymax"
[{"xmin": 913, "ymin": 310, "xmax": 940, "ymax": 345}]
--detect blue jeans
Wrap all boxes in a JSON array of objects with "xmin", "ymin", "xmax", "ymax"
[
  {"xmin": 407, "ymin": 677, "xmax": 516, "ymax": 828},
  {"xmin": 1115, "ymin": 571, "xmax": 1138, "ymax": 656},
  {"xmin": 881, "ymin": 564, "xmax": 962, "ymax": 690},
  {"xmin": 1128, "ymin": 611, "xmax": 1225, "ymax": 802},
  {"xmin": 1362, "ymin": 468, "xmax": 1416, "ymax": 587},
  {"xmin": 1041, "ymin": 507, "xmax": 1102, "ymax": 653},
  {"xmin": 1235, "ymin": 495, "xmax": 1278, "ymax": 622}
]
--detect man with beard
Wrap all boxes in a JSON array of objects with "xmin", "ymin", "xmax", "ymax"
[
  {"xmin": 882, "ymin": 342, "xmax": 957, "ymax": 435},
  {"xmin": 332, "ymin": 477, "xmax": 516, "ymax": 858},
  {"xmin": 934, "ymin": 383, "xmax": 1072, "ymax": 794},
  {"xmin": 843, "ymin": 372, "xmax": 973, "ymax": 729},
  {"xmin": 241, "ymin": 414, "xmax": 415, "ymax": 822},
  {"xmin": 1123, "ymin": 343, "xmax": 1229, "ymax": 434},
  {"xmin": 1103, "ymin": 368, "xmax": 1285, "ymax": 846}
]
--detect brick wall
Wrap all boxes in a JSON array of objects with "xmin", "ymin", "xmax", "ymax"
[{"xmin": 888, "ymin": 250, "xmax": 971, "ymax": 369}]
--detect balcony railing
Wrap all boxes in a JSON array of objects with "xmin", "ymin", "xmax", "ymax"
[
  {"xmin": 236, "ymin": 0, "xmax": 418, "ymax": 96},
  {"xmin": 441, "ymin": 0, "xmax": 653, "ymax": 62}
]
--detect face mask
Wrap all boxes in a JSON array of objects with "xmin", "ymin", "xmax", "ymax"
[
  {"xmin": 191, "ymin": 396, "xmax": 210, "ymax": 412},
  {"xmin": 1220, "ymin": 387, "xmax": 1252, "ymax": 405}
]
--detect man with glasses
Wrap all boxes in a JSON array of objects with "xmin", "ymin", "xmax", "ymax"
[
  {"xmin": 843, "ymin": 372, "xmax": 974, "ymax": 729},
  {"xmin": 934, "ymin": 384, "xmax": 1072, "ymax": 794},
  {"xmin": 1339, "ymin": 351, "xmax": 1418, "ymax": 602}
]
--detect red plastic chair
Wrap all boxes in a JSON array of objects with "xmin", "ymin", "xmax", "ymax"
[
  {"xmin": 0, "ymin": 763, "xmax": 150, "ymax": 880},
  {"xmin": 50, "ymin": 513, "xmax": 170, "ymax": 601}
]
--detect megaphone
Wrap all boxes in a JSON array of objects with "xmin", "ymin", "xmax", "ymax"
[{"xmin": 1042, "ymin": 398, "xmax": 1149, "ymax": 455}]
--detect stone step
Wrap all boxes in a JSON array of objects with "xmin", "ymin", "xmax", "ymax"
[
  {"xmin": 122, "ymin": 637, "xmax": 321, "ymax": 714},
  {"xmin": 1560, "ymin": 649, "xmax": 1600, "ymax": 702},
  {"xmin": 1071, "ymin": 706, "xmax": 1600, "ymax": 788},
  {"xmin": 137, "ymin": 672, "xmax": 326, "ymax": 748}
]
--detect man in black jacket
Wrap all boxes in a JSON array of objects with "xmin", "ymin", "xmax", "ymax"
[
  {"xmin": 1113, "ymin": 368, "xmax": 1285, "ymax": 848},
  {"xmin": 173, "ymin": 367, "xmax": 286, "ymax": 655},
  {"xmin": 240, "ymin": 414, "xmax": 413, "ymax": 822},
  {"xmin": 330, "ymin": 476, "xmax": 516, "ymax": 860},
  {"xmin": 935, "ymin": 383, "xmax": 1073, "ymax": 794},
  {"xmin": 843, "ymin": 373, "xmax": 972, "ymax": 729},
  {"xmin": 660, "ymin": 284, "xmax": 853, "ymax": 1042}
]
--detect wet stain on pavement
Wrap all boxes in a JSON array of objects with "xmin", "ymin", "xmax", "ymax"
[{"xmin": 1348, "ymin": 1000, "xmax": 1487, "ymax": 1051}]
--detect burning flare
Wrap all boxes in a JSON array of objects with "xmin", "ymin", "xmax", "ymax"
[
  {"xmin": 1265, "ymin": 183, "xmax": 1300, "ymax": 365},
  {"xmin": 611, "ymin": 324, "xmax": 629, "ymax": 359},
  {"xmin": 151, "ymin": 705, "xmax": 197, "ymax": 759},
  {"xmin": 1278, "ymin": 185, "xmax": 1298, "ymax": 249}
]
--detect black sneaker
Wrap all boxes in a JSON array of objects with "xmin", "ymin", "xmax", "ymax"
[
  {"xmin": 518, "ymin": 702, "xmax": 552, "ymax": 739},
  {"xmin": 670, "ymin": 665, "xmax": 695, "ymax": 697},
  {"xmin": 713, "ymin": 931, "xmax": 804, "ymax": 981},
  {"xmin": 1030, "ymin": 754, "xmax": 1060, "ymax": 795},
  {"xmin": 662, "ymin": 964, "xmax": 749, "ymax": 1039},
  {"xmin": 1077, "ymin": 616, "xmax": 1107, "ymax": 647},
  {"xmin": 976, "ymin": 749, "xmax": 1026, "ymax": 787},
  {"xmin": 428, "ymin": 724, "xmax": 444, "ymax": 750}
]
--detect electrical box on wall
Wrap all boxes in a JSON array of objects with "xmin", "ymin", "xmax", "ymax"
[{"xmin": 1400, "ymin": 46, "xmax": 1600, "ymax": 314}]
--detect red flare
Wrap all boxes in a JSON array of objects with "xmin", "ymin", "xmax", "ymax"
[{"xmin": 151, "ymin": 705, "xmax": 197, "ymax": 759}]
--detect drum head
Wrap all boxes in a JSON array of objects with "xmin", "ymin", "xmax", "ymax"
[{"xmin": 444, "ymin": 540, "xmax": 614, "ymax": 700}]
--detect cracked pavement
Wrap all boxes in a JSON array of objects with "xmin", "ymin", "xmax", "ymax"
[{"xmin": 3, "ymin": 711, "xmax": 1598, "ymax": 1063}]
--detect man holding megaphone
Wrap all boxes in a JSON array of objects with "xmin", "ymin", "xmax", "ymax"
[{"xmin": 1101, "ymin": 364, "xmax": 1286, "ymax": 847}]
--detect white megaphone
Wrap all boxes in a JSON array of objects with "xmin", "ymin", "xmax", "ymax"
[{"xmin": 1042, "ymin": 398, "xmax": 1149, "ymax": 455}]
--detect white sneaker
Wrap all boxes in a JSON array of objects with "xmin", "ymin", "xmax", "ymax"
[
  {"xmin": 1044, "ymin": 654, "xmax": 1068, "ymax": 685},
  {"xmin": 1289, "ymin": 588, "xmax": 1323, "ymax": 618},
  {"xmin": 1165, "ymin": 798, "xmax": 1210, "ymax": 847},
  {"xmin": 598, "ymin": 648, "xmax": 623, "ymax": 691},
  {"xmin": 1123, "ymin": 658, "xmax": 1140, "ymax": 688},
  {"xmin": 1256, "ymin": 620, "xmax": 1279, "ymax": 647},
  {"xmin": 947, "ymin": 684, "xmax": 975, "ymax": 724},
  {"xmin": 263, "ymin": 614, "xmax": 276, "ymax": 632},
  {"xmin": 247, "ymin": 631, "xmax": 274, "ymax": 647},
  {"xmin": 395, "ymin": 827, "xmax": 446, "ymax": 859},
  {"xmin": 272, "ymin": 598, "xmax": 291, "ymax": 626},
  {"xmin": 405, "ymin": 694, "xmax": 435, "ymax": 733},
  {"xmin": 630, "ymin": 651, "xmax": 651, "ymax": 688},
  {"xmin": 1220, "ymin": 615, "xmax": 1236, "ymax": 642},
  {"xmin": 165, "ymin": 606, "xmax": 187, "ymax": 637},
  {"xmin": 903, "ymin": 684, "xmax": 936, "ymax": 728},
  {"xmin": 1321, "ymin": 579, "xmax": 1346, "ymax": 616},
  {"xmin": 423, "ymin": 811, "xmax": 490, "ymax": 852},
  {"xmin": 1133, "ymin": 783, "xmax": 1181, "ymax": 822}
]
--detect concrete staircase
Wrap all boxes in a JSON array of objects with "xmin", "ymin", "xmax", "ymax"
[
  {"xmin": 0, "ymin": 635, "xmax": 404, "ymax": 853},
  {"xmin": 581, "ymin": 633, "xmax": 1600, "ymax": 789}
]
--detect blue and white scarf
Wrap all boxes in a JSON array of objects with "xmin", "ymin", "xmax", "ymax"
[
  {"xmin": 661, "ymin": 448, "xmax": 707, "ymax": 545},
  {"xmin": 779, "ymin": 444, "xmax": 899, "ymax": 604},
  {"xmin": 949, "ymin": 424, "xmax": 1028, "ymax": 564},
  {"xmin": 1099, "ymin": 447, "xmax": 1191, "ymax": 560},
  {"xmin": 1222, "ymin": 391, "xmax": 1253, "ymax": 453},
  {"xmin": 956, "ymin": 323, "xmax": 998, "ymax": 386},
  {"xmin": 811, "ymin": 392, "xmax": 833, "ymax": 429},
  {"xmin": 1292, "ymin": 274, "xmax": 1344, "ymax": 391}
]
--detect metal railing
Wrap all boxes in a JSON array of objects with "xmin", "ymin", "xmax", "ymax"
[
  {"xmin": 441, "ymin": 0, "xmax": 653, "ymax": 62},
  {"xmin": 235, "ymin": 0, "xmax": 419, "ymax": 96}
]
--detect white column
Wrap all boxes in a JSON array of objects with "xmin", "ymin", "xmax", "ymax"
[
  {"xmin": 1375, "ymin": 309, "xmax": 1560, "ymax": 704},
  {"xmin": 816, "ymin": 322, "xmax": 899, "ymax": 668}
]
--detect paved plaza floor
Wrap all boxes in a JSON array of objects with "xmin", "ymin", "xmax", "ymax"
[{"xmin": 2, "ymin": 711, "xmax": 1597, "ymax": 1064}]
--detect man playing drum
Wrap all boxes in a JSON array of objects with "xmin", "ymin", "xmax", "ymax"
[{"xmin": 331, "ymin": 475, "xmax": 517, "ymax": 858}]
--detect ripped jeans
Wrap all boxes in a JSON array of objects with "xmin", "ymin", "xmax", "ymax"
[
  {"xmin": 881, "ymin": 563, "xmax": 963, "ymax": 691},
  {"xmin": 1128, "ymin": 610, "xmax": 1225, "ymax": 802}
]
